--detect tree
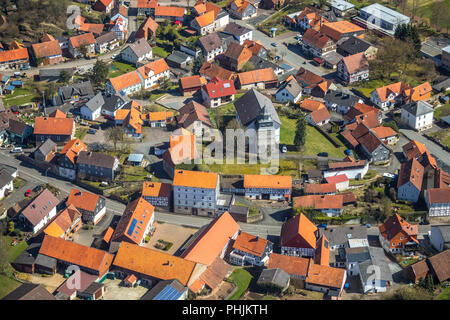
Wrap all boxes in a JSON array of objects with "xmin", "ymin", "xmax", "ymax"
[
  {"xmin": 7, "ymin": 221, "xmax": 14, "ymax": 234},
  {"xmin": 44, "ymin": 82, "xmax": 59, "ymax": 99},
  {"xmin": 159, "ymin": 77, "xmax": 170, "ymax": 92},
  {"xmin": 78, "ymin": 42, "xmax": 89, "ymax": 57},
  {"xmin": 0, "ymin": 236, "xmax": 9, "ymax": 274},
  {"xmin": 379, "ymin": 197, "xmax": 392, "ymax": 221},
  {"xmin": 192, "ymin": 55, "xmax": 204, "ymax": 75},
  {"xmin": 60, "ymin": 70, "xmax": 71, "ymax": 84},
  {"xmin": 226, "ymin": 118, "xmax": 240, "ymax": 130},
  {"xmin": 105, "ymin": 126, "xmax": 124, "ymax": 151},
  {"xmin": 90, "ymin": 60, "xmax": 109, "ymax": 88},
  {"xmin": 389, "ymin": 187, "xmax": 397, "ymax": 202},
  {"xmin": 293, "ymin": 112, "xmax": 307, "ymax": 151}
]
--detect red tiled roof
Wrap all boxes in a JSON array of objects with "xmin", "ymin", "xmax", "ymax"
[
  {"xmin": 34, "ymin": 117, "xmax": 74, "ymax": 136},
  {"xmin": 397, "ymin": 158, "xmax": 424, "ymax": 191},
  {"xmin": 268, "ymin": 253, "xmax": 310, "ymax": 277},
  {"xmin": 69, "ymin": 33, "xmax": 96, "ymax": 48},
  {"xmin": 304, "ymin": 183, "xmax": 336, "ymax": 194},
  {"xmin": 66, "ymin": 188, "xmax": 100, "ymax": 213},
  {"xmin": 32, "ymin": 40, "xmax": 62, "ymax": 58},
  {"xmin": 232, "ymin": 232, "xmax": 270, "ymax": 257},
  {"xmin": 0, "ymin": 48, "xmax": 29, "ymax": 63},
  {"xmin": 280, "ymin": 213, "xmax": 317, "ymax": 249},
  {"xmin": 238, "ymin": 68, "xmax": 277, "ymax": 85},
  {"xmin": 302, "ymin": 28, "xmax": 333, "ymax": 49},
  {"xmin": 325, "ymin": 174, "xmax": 348, "ymax": 184},
  {"xmin": 379, "ymin": 213, "xmax": 418, "ymax": 240},
  {"xmin": 306, "ymin": 263, "xmax": 346, "ymax": 289},
  {"xmin": 203, "ymin": 78, "xmax": 236, "ymax": 98},
  {"xmin": 426, "ymin": 188, "xmax": 450, "ymax": 204}
]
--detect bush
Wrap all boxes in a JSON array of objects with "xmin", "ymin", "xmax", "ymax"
[{"xmin": 144, "ymin": 236, "xmax": 150, "ymax": 243}]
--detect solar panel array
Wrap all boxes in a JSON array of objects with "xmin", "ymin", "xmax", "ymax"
[
  {"xmin": 152, "ymin": 284, "xmax": 183, "ymax": 300},
  {"xmin": 127, "ymin": 218, "xmax": 138, "ymax": 236}
]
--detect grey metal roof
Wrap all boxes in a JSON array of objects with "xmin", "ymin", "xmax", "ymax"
[
  {"xmin": 432, "ymin": 78, "xmax": 450, "ymax": 92},
  {"xmin": 276, "ymin": 78, "xmax": 302, "ymax": 98},
  {"xmin": 84, "ymin": 92, "xmax": 104, "ymax": 113},
  {"xmin": 229, "ymin": 205, "xmax": 249, "ymax": 216},
  {"xmin": 166, "ymin": 50, "xmax": 191, "ymax": 64},
  {"xmin": 0, "ymin": 167, "xmax": 15, "ymax": 189},
  {"xmin": 34, "ymin": 253, "xmax": 57, "ymax": 270},
  {"xmin": 128, "ymin": 153, "xmax": 144, "ymax": 163},
  {"xmin": 359, "ymin": 246, "xmax": 393, "ymax": 283},
  {"xmin": 318, "ymin": 225, "xmax": 367, "ymax": 247},
  {"xmin": 234, "ymin": 88, "xmax": 280, "ymax": 126},
  {"xmin": 345, "ymin": 246, "xmax": 371, "ymax": 263},
  {"xmin": 443, "ymin": 45, "xmax": 450, "ymax": 54},
  {"xmin": 441, "ymin": 116, "xmax": 450, "ymax": 126},
  {"xmin": 80, "ymin": 282, "xmax": 104, "ymax": 296},
  {"xmin": 95, "ymin": 31, "xmax": 118, "ymax": 45},
  {"xmin": 322, "ymin": 51, "xmax": 343, "ymax": 66},
  {"xmin": 360, "ymin": 3, "xmax": 410, "ymax": 25},
  {"xmin": 402, "ymin": 101, "xmax": 434, "ymax": 117},
  {"xmin": 216, "ymin": 31, "xmax": 235, "ymax": 50},
  {"xmin": 12, "ymin": 243, "xmax": 41, "ymax": 267},
  {"xmin": 257, "ymin": 268, "xmax": 290, "ymax": 288},
  {"xmin": 329, "ymin": 0, "xmax": 355, "ymax": 11},
  {"xmin": 338, "ymin": 36, "xmax": 372, "ymax": 56},
  {"xmin": 39, "ymin": 68, "xmax": 74, "ymax": 79},
  {"xmin": 324, "ymin": 90, "xmax": 359, "ymax": 107}
]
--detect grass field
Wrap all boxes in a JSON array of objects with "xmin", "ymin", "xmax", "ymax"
[
  {"xmin": 429, "ymin": 130, "xmax": 450, "ymax": 149},
  {"xmin": 3, "ymin": 86, "xmax": 40, "ymax": 107},
  {"xmin": 437, "ymin": 284, "xmax": 450, "ymax": 300},
  {"xmin": 109, "ymin": 61, "xmax": 136, "ymax": 78},
  {"xmin": 0, "ymin": 275, "xmax": 21, "ymax": 299},
  {"xmin": 434, "ymin": 104, "xmax": 450, "ymax": 121},
  {"xmin": 74, "ymin": 128, "xmax": 88, "ymax": 140},
  {"xmin": 152, "ymin": 46, "xmax": 170, "ymax": 58},
  {"xmin": 300, "ymin": 125, "xmax": 346, "ymax": 158},
  {"xmin": 227, "ymin": 269, "xmax": 253, "ymax": 300},
  {"xmin": 280, "ymin": 116, "xmax": 296, "ymax": 146},
  {"xmin": 117, "ymin": 165, "xmax": 150, "ymax": 182}
]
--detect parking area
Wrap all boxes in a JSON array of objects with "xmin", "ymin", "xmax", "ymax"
[
  {"xmin": 102, "ymin": 279, "xmax": 148, "ymax": 300},
  {"xmin": 130, "ymin": 127, "xmax": 171, "ymax": 156},
  {"xmin": 143, "ymin": 222, "xmax": 198, "ymax": 255},
  {"xmin": 82, "ymin": 127, "xmax": 106, "ymax": 145}
]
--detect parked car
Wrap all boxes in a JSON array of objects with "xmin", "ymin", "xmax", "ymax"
[
  {"xmin": 271, "ymin": 42, "xmax": 278, "ymax": 47},
  {"xmin": 10, "ymin": 147, "xmax": 23, "ymax": 153},
  {"xmin": 24, "ymin": 189, "xmax": 31, "ymax": 197},
  {"xmin": 317, "ymin": 152, "xmax": 328, "ymax": 157},
  {"xmin": 274, "ymin": 56, "xmax": 280, "ymax": 61},
  {"xmin": 88, "ymin": 129, "xmax": 96, "ymax": 134},
  {"xmin": 281, "ymin": 145, "xmax": 287, "ymax": 153},
  {"xmin": 317, "ymin": 223, "xmax": 327, "ymax": 228},
  {"xmin": 20, "ymin": 64, "xmax": 30, "ymax": 70},
  {"xmin": 365, "ymin": 224, "xmax": 371, "ymax": 228}
]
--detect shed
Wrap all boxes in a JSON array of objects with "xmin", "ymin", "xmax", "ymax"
[
  {"xmin": 127, "ymin": 153, "xmax": 144, "ymax": 166},
  {"xmin": 229, "ymin": 205, "xmax": 249, "ymax": 223}
]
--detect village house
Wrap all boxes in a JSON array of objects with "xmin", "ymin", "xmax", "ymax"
[
  {"xmin": 154, "ymin": 6, "xmax": 187, "ymax": 23},
  {"xmin": 136, "ymin": 58, "xmax": 170, "ymax": 90},
  {"xmin": 234, "ymin": 89, "xmax": 281, "ymax": 148},
  {"xmin": 111, "ymin": 197, "xmax": 155, "ymax": 245},
  {"xmin": 430, "ymin": 225, "xmax": 450, "ymax": 252},
  {"xmin": 244, "ymin": 174, "xmax": 292, "ymax": 201},
  {"xmin": 181, "ymin": 211, "xmax": 240, "ymax": 265},
  {"xmin": 371, "ymin": 126, "xmax": 398, "ymax": 145},
  {"xmin": 358, "ymin": 246, "xmax": 393, "ymax": 293},
  {"xmin": 243, "ymin": 39, "xmax": 268, "ymax": 59},
  {"xmin": 280, "ymin": 213, "xmax": 318, "ymax": 258},
  {"xmin": 177, "ymin": 101, "xmax": 213, "ymax": 133},
  {"xmin": 370, "ymin": 82, "xmax": 408, "ymax": 110},
  {"xmin": 257, "ymin": 268, "xmax": 290, "ymax": 293},
  {"xmin": 306, "ymin": 263, "xmax": 347, "ymax": 298},
  {"xmin": 287, "ymin": 7, "xmax": 328, "ymax": 31},
  {"xmin": 0, "ymin": 47, "xmax": 29, "ymax": 70},
  {"xmin": 324, "ymin": 90, "xmax": 361, "ymax": 114},
  {"xmin": 401, "ymin": 101, "xmax": 434, "ymax": 131},
  {"xmin": 120, "ymin": 39, "xmax": 153, "ymax": 66},
  {"xmin": 39, "ymin": 235, "xmax": 114, "ymax": 277},
  {"xmin": 323, "ymin": 157, "xmax": 369, "ymax": 180},
  {"xmin": 229, "ymin": 231, "xmax": 273, "ymax": 266},
  {"xmin": 31, "ymin": 40, "xmax": 63, "ymax": 66},
  {"xmin": 220, "ymin": 42, "xmax": 252, "ymax": 71},
  {"xmin": 57, "ymin": 138, "xmax": 87, "ymax": 180},
  {"xmin": 190, "ymin": 2, "xmax": 229, "ymax": 36},
  {"xmin": 166, "ymin": 50, "xmax": 192, "ymax": 70},
  {"xmin": 80, "ymin": 93, "xmax": 104, "ymax": 121},
  {"xmin": 427, "ymin": 250, "xmax": 450, "ymax": 284},
  {"xmin": 201, "ymin": 77, "xmax": 236, "ymax": 108},
  {"xmin": 306, "ymin": 107, "xmax": 331, "ymax": 126},
  {"xmin": 34, "ymin": 138, "xmax": 57, "ymax": 163},
  {"xmin": 300, "ymin": 98, "xmax": 326, "ymax": 113},
  {"xmin": 2, "ymin": 284, "xmax": 56, "ymax": 300},
  {"xmin": 141, "ymin": 111, "xmax": 174, "ymax": 127},
  {"xmin": 76, "ymin": 151, "xmax": 119, "ymax": 181},
  {"xmin": 112, "ymin": 242, "xmax": 197, "ymax": 287},
  {"xmin": 66, "ymin": 188, "xmax": 107, "ymax": 225},
  {"xmin": 141, "ymin": 279, "xmax": 188, "ymax": 300},
  {"xmin": 222, "ymin": 22, "xmax": 252, "ymax": 45},
  {"xmin": 227, "ymin": 0, "xmax": 257, "ymax": 20},
  {"xmin": 293, "ymin": 194, "xmax": 344, "ymax": 217},
  {"xmin": 95, "ymin": 31, "xmax": 120, "ymax": 54},
  {"xmin": 7, "ymin": 118, "xmax": 32, "ymax": 145},
  {"xmin": 93, "ymin": 0, "xmax": 114, "ymax": 13},
  {"xmin": 0, "ymin": 165, "xmax": 17, "ymax": 200},
  {"xmin": 337, "ymin": 52, "xmax": 369, "ymax": 84},
  {"xmin": 320, "ymin": 21, "xmax": 365, "ymax": 43},
  {"xmin": 425, "ymin": 188, "xmax": 450, "ymax": 218},
  {"xmin": 304, "ymin": 183, "xmax": 336, "ymax": 195},
  {"xmin": 199, "ymin": 61, "xmax": 236, "ymax": 81},
  {"xmin": 68, "ymin": 33, "xmax": 96, "ymax": 58},
  {"xmin": 142, "ymin": 181, "xmax": 171, "ymax": 209},
  {"xmin": 325, "ymin": 174, "xmax": 349, "ymax": 191},
  {"xmin": 108, "ymin": 6, "xmax": 128, "ymax": 40},
  {"xmin": 337, "ymin": 36, "xmax": 378, "ymax": 60},
  {"xmin": 162, "ymin": 128, "xmax": 196, "ymax": 179},
  {"xmin": 173, "ymin": 169, "xmax": 220, "ymax": 217},
  {"xmin": 379, "ymin": 213, "xmax": 419, "ymax": 256},
  {"xmin": 55, "ymin": 269, "xmax": 104, "ymax": 300},
  {"xmin": 43, "ymin": 205, "xmax": 82, "ymax": 240},
  {"xmin": 19, "ymin": 189, "xmax": 60, "ymax": 234},
  {"xmin": 136, "ymin": 0, "xmax": 157, "ymax": 16},
  {"xmin": 237, "ymin": 68, "xmax": 278, "ymax": 90},
  {"xmin": 275, "ymin": 76, "xmax": 302, "ymax": 104},
  {"xmin": 106, "ymin": 70, "xmax": 142, "ymax": 96},
  {"xmin": 101, "ymin": 94, "xmax": 128, "ymax": 118},
  {"xmin": 296, "ymin": 67, "xmax": 336, "ymax": 98},
  {"xmin": 54, "ymin": 81, "xmax": 95, "ymax": 106},
  {"xmin": 33, "ymin": 115, "xmax": 75, "ymax": 146},
  {"xmin": 267, "ymin": 253, "xmax": 310, "ymax": 281},
  {"xmin": 301, "ymin": 28, "xmax": 336, "ymax": 58},
  {"xmin": 329, "ymin": 0, "xmax": 355, "ymax": 17},
  {"xmin": 135, "ymin": 16, "xmax": 159, "ymax": 40},
  {"xmin": 198, "ymin": 32, "xmax": 224, "ymax": 62}
]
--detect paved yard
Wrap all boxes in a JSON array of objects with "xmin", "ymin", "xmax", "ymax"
[
  {"xmin": 158, "ymin": 93, "xmax": 196, "ymax": 110},
  {"xmin": 143, "ymin": 222, "xmax": 198, "ymax": 255},
  {"xmin": 16, "ymin": 273, "xmax": 66, "ymax": 294},
  {"xmin": 197, "ymin": 281, "xmax": 235, "ymax": 300},
  {"xmin": 130, "ymin": 127, "xmax": 171, "ymax": 156},
  {"xmin": 102, "ymin": 279, "xmax": 148, "ymax": 300},
  {"xmin": 82, "ymin": 128, "xmax": 106, "ymax": 145}
]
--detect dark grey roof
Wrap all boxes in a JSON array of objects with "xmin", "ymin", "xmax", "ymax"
[
  {"xmin": 126, "ymin": 38, "xmax": 152, "ymax": 57},
  {"xmin": 2, "ymin": 283, "xmax": 56, "ymax": 300},
  {"xmin": 345, "ymin": 246, "xmax": 371, "ymax": 263},
  {"xmin": 216, "ymin": 31, "xmax": 235, "ymax": 50},
  {"xmin": 216, "ymin": 9, "xmax": 229, "ymax": 20},
  {"xmin": 307, "ymin": 169, "xmax": 322, "ymax": 179},
  {"xmin": 0, "ymin": 165, "xmax": 15, "ymax": 189},
  {"xmin": 249, "ymin": 55, "xmax": 281, "ymax": 72},
  {"xmin": 234, "ymin": 88, "xmax": 280, "ymax": 126},
  {"xmin": 277, "ymin": 78, "xmax": 302, "ymax": 98},
  {"xmin": 257, "ymin": 268, "xmax": 290, "ymax": 288},
  {"xmin": 318, "ymin": 225, "xmax": 367, "ymax": 247},
  {"xmin": 434, "ymin": 225, "xmax": 450, "ymax": 243},
  {"xmin": 402, "ymin": 101, "xmax": 434, "ymax": 117},
  {"xmin": 420, "ymin": 37, "xmax": 450, "ymax": 58},
  {"xmin": 140, "ymin": 279, "xmax": 187, "ymax": 300},
  {"xmin": 39, "ymin": 68, "xmax": 74, "ymax": 79},
  {"xmin": 229, "ymin": 205, "xmax": 249, "ymax": 216},
  {"xmin": 322, "ymin": 51, "xmax": 344, "ymax": 65},
  {"xmin": 223, "ymin": 22, "xmax": 252, "ymax": 37},
  {"xmin": 35, "ymin": 138, "xmax": 57, "ymax": 156},
  {"xmin": 59, "ymin": 81, "xmax": 94, "ymax": 101},
  {"xmin": 359, "ymin": 246, "xmax": 393, "ymax": 283},
  {"xmin": 77, "ymin": 151, "xmax": 117, "ymax": 169},
  {"xmin": 102, "ymin": 94, "xmax": 128, "ymax": 112},
  {"xmin": 338, "ymin": 36, "xmax": 372, "ymax": 55},
  {"xmin": 432, "ymin": 78, "xmax": 450, "ymax": 92},
  {"xmin": 34, "ymin": 253, "xmax": 57, "ymax": 269},
  {"xmin": 320, "ymin": 10, "xmax": 337, "ymax": 22},
  {"xmin": 11, "ymin": 243, "xmax": 41, "ymax": 267},
  {"xmin": 80, "ymin": 282, "xmax": 104, "ymax": 296},
  {"xmin": 84, "ymin": 92, "xmax": 104, "ymax": 112},
  {"xmin": 166, "ymin": 50, "xmax": 191, "ymax": 64},
  {"xmin": 95, "ymin": 31, "xmax": 118, "ymax": 45},
  {"xmin": 7, "ymin": 118, "xmax": 28, "ymax": 135},
  {"xmin": 198, "ymin": 32, "xmax": 223, "ymax": 52},
  {"xmin": 325, "ymin": 90, "xmax": 359, "ymax": 107}
]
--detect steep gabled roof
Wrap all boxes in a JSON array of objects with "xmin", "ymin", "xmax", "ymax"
[
  {"xmin": 234, "ymin": 88, "xmax": 280, "ymax": 126},
  {"xmin": 280, "ymin": 213, "xmax": 318, "ymax": 249},
  {"xmin": 397, "ymin": 158, "xmax": 424, "ymax": 190}
]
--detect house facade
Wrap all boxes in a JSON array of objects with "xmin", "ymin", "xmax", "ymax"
[
  {"xmin": 425, "ymin": 188, "xmax": 450, "ymax": 217},
  {"xmin": 244, "ymin": 174, "xmax": 292, "ymax": 201},
  {"xmin": 401, "ymin": 101, "xmax": 434, "ymax": 131},
  {"xmin": 76, "ymin": 151, "xmax": 119, "ymax": 181},
  {"xmin": 66, "ymin": 188, "xmax": 107, "ymax": 225},
  {"xmin": 229, "ymin": 231, "xmax": 273, "ymax": 266}
]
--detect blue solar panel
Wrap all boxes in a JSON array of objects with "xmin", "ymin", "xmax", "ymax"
[
  {"xmin": 127, "ymin": 218, "xmax": 138, "ymax": 236},
  {"xmin": 153, "ymin": 285, "xmax": 183, "ymax": 300}
]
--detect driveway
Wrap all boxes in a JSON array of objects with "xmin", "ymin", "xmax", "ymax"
[{"xmin": 157, "ymin": 91, "xmax": 198, "ymax": 110}]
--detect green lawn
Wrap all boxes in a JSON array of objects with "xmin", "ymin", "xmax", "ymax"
[
  {"xmin": 74, "ymin": 128, "xmax": 88, "ymax": 140},
  {"xmin": 152, "ymin": 46, "xmax": 170, "ymax": 58},
  {"xmin": 117, "ymin": 165, "xmax": 150, "ymax": 182},
  {"xmin": 280, "ymin": 116, "xmax": 296, "ymax": 146},
  {"xmin": 3, "ymin": 86, "xmax": 40, "ymax": 107},
  {"xmin": 0, "ymin": 274, "xmax": 21, "ymax": 299},
  {"xmin": 109, "ymin": 61, "xmax": 136, "ymax": 78},
  {"xmin": 429, "ymin": 130, "xmax": 450, "ymax": 149},
  {"xmin": 437, "ymin": 284, "xmax": 450, "ymax": 300},
  {"xmin": 351, "ymin": 79, "xmax": 391, "ymax": 99},
  {"xmin": 434, "ymin": 104, "xmax": 450, "ymax": 121},
  {"xmin": 300, "ymin": 125, "xmax": 346, "ymax": 158},
  {"xmin": 227, "ymin": 269, "xmax": 253, "ymax": 300}
]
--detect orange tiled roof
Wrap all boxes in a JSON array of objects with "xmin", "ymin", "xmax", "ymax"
[
  {"xmin": 0, "ymin": 47, "xmax": 29, "ymax": 63},
  {"xmin": 173, "ymin": 170, "xmax": 218, "ymax": 189},
  {"xmin": 306, "ymin": 263, "xmax": 346, "ymax": 289},
  {"xmin": 44, "ymin": 204, "xmax": 81, "ymax": 238},
  {"xmin": 300, "ymin": 98, "xmax": 326, "ymax": 112},
  {"xmin": 320, "ymin": 21, "xmax": 364, "ymax": 42},
  {"xmin": 34, "ymin": 117, "xmax": 74, "ymax": 136},
  {"xmin": 137, "ymin": 0, "xmax": 157, "ymax": 8},
  {"xmin": 49, "ymin": 109, "xmax": 67, "ymax": 118},
  {"xmin": 410, "ymin": 82, "xmax": 432, "ymax": 102},
  {"xmin": 244, "ymin": 174, "xmax": 292, "ymax": 189},
  {"xmin": 66, "ymin": 188, "xmax": 100, "ymax": 213},
  {"xmin": 195, "ymin": 10, "xmax": 215, "ymax": 27},
  {"xmin": 314, "ymin": 235, "xmax": 330, "ymax": 266},
  {"xmin": 60, "ymin": 138, "xmax": 87, "ymax": 164},
  {"xmin": 304, "ymin": 183, "xmax": 336, "ymax": 194},
  {"xmin": 40, "ymin": 235, "xmax": 114, "ymax": 275},
  {"xmin": 138, "ymin": 58, "xmax": 170, "ymax": 79},
  {"xmin": 372, "ymin": 126, "xmax": 397, "ymax": 139},
  {"xmin": 111, "ymin": 197, "xmax": 154, "ymax": 244},
  {"xmin": 103, "ymin": 227, "xmax": 114, "ymax": 243},
  {"xmin": 238, "ymin": 68, "xmax": 277, "ymax": 85},
  {"xmin": 309, "ymin": 107, "xmax": 331, "ymax": 124},
  {"xmin": 379, "ymin": 213, "xmax": 418, "ymax": 240},
  {"xmin": 181, "ymin": 211, "xmax": 240, "ymax": 266},
  {"xmin": 293, "ymin": 195, "xmax": 344, "ymax": 210},
  {"xmin": 142, "ymin": 181, "xmax": 171, "ymax": 198},
  {"xmin": 199, "ymin": 61, "xmax": 236, "ymax": 81},
  {"xmin": 69, "ymin": 33, "xmax": 95, "ymax": 48},
  {"xmin": 180, "ymin": 75, "xmax": 207, "ymax": 89},
  {"xmin": 268, "ymin": 253, "xmax": 310, "ymax": 277},
  {"xmin": 232, "ymin": 232, "xmax": 269, "ymax": 257},
  {"xmin": 194, "ymin": 3, "xmax": 207, "ymax": 15},
  {"xmin": 109, "ymin": 70, "xmax": 142, "ymax": 91},
  {"xmin": 373, "ymin": 82, "xmax": 406, "ymax": 102},
  {"xmin": 32, "ymin": 40, "xmax": 62, "ymax": 58},
  {"xmin": 113, "ymin": 242, "xmax": 196, "ymax": 286},
  {"xmin": 280, "ymin": 213, "xmax": 317, "ymax": 249},
  {"xmin": 147, "ymin": 111, "xmax": 174, "ymax": 122},
  {"xmin": 155, "ymin": 6, "xmax": 186, "ymax": 18}
]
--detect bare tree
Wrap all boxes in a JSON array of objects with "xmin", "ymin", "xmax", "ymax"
[{"xmin": 105, "ymin": 126, "xmax": 124, "ymax": 151}]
